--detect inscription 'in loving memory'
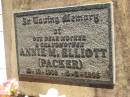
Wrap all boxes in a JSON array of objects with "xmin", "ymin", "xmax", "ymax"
[{"xmin": 22, "ymin": 13, "xmax": 99, "ymax": 25}]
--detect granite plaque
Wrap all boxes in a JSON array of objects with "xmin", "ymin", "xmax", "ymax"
[{"xmin": 14, "ymin": 3, "xmax": 115, "ymax": 87}]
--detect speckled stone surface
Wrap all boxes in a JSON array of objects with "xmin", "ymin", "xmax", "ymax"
[{"xmin": 14, "ymin": 3, "xmax": 114, "ymax": 87}]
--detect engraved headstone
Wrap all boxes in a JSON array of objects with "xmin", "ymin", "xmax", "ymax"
[{"xmin": 14, "ymin": 3, "xmax": 114, "ymax": 87}]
